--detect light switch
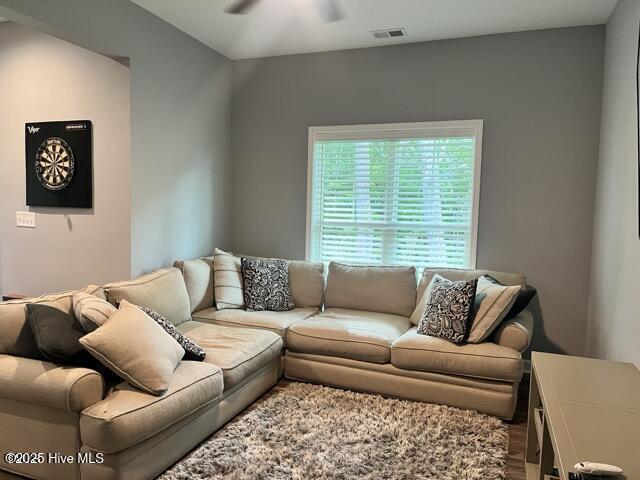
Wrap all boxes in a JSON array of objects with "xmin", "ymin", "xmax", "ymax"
[{"xmin": 16, "ymin": 211, "xmax": 35, "ymax": 228}]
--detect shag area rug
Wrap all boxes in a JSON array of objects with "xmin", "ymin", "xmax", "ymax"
[{"xmin": 159, "ymin": 382, "xmax": 509, "ymax": 480}]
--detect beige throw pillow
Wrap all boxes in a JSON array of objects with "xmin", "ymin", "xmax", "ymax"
[
  {"xmin": 467, "ymin": 276, "xmax": 520, "ymax": 343},
  {"xmin": 73, "ymin": 292, "xmax": 117, "ymax": 332},
  {"xmin": 79, "ymin": 300, "xmax": 184, "ymax": 395},
  {"xmin": 213, "ymin": 248, "xmax": 244, "ymax": 310}
]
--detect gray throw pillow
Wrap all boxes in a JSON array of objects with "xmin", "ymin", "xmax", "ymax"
[
  {"xmin": 241, "ymin": 257, "xmax": 294, "ymax": 312},
  {"xmin": 506, "ymin": 284, "xmax": 537, "ymax": 319},
  {"xmin": 417, "ymin": 274, "xmax": 478, "ymax": 344},
  {"xmin": 26, "ymin": 303, "xmax": 94, "ymax": 366}
]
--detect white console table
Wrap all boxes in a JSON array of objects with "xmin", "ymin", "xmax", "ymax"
[{"xmin": 525, "ymin": 352, "xmax": 640, "ymax": 480}]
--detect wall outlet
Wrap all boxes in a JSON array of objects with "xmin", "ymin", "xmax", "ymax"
[{"xmin": 16, "ymin": 211, "xmax": 36, "ymax": 228}]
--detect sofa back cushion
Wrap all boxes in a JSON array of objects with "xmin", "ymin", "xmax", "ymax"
[
  {"xmin": 288, "ymin": 260, "xmax": 324, "ymax": 309},
  {"xmin": 324, "ymin": 262, "xmax": 416, "ymax": 317},
  {"xmin": 174, "ymin": 256, "xmax": 215, "ymax": 313},
  {"xmin": 0, "ymin": 285, "xmax": 101, "ymax": 359},
  {"xmin": 103, "ymin": 267, "xmax": 191, "ymax": 326},
  {"xmin": 412, "ymin": 268, "xmax": 525, "ymax": 325}
]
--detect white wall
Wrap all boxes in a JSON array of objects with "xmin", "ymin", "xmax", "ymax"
[
  {"xmin": 586, "ymin": 0, "xmax": 640, "ymax": 366},
  {"xmin": 0, "ymin": 22, "xmax": 131, "ymax": 295}
]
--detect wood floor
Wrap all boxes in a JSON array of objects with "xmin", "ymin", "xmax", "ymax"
[{"xmin": 507, "ymin": 373, "xmax": 530, "ymax": 480}]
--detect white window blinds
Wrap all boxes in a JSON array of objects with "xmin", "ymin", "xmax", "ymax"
[{"xmin": 306, "ymin": 121, "xmax": 482, "ymax": 270}]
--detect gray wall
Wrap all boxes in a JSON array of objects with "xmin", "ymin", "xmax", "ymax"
[
  {"xmin": 0, "ymin": 0, "xmax": 232, "ymax": 277},
  {"xmin": 231, "ymin": 27, "xmax": 605, "ymax": 356},
  {"xmin": 587, "ymin": 0, "xmax": 640, "ymax": 366},
  {"xmin": 0, "ymin": 22, "xmax": 131, "ymax": 295}
]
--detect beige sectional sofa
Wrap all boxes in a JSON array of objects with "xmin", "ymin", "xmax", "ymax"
[
  {"xmin": 0, "ymin": 258, "xmax": 533, "ymax": 480},
  {"xmin": 0, "ymin": 268, "xmax": 293, "ymax": 480},
  {"xmin": 284, "ymin": 264, "xmax": 530, "ymax": 419}
]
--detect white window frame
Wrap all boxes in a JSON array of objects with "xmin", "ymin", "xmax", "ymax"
[{"xmin": 305, "ymin": 119, "xmax": 483, "ymax": 269}]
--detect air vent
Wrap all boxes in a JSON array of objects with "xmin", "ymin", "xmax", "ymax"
[{"xmin": 372, "ymin": 28, "xmax": 407, "ymax": 40}]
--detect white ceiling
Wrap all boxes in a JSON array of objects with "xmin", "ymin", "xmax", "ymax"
[{"xmin": 131, "ymin": 0, "xmax": 617, "ymax": 60}]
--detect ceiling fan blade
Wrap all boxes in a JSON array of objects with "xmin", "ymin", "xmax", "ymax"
[
  {"xmin": 225, "ymin": 0, "xmax": 260, "ymax": 15},
  {"xmin": 318, "ymin": 0, "xmax": 345, "ymax": 23}
]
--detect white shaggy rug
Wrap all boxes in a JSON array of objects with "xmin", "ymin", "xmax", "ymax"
[{"xmin": 159, "ymin": 382, "xmax": 509, "ymax": 480}]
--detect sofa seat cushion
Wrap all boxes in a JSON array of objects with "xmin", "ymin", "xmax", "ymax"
[
  {"xmin": 177, "ymin": 321, "xmax": 283, "ymax": 390},
  {"xmin": 391, "ymin": 327, "xmax": 523, "ymax": 382},
  {"xmin": 192, "ymin": 307, "xmax": 318, "ymax": 338},
  {"xmin": 80, "ymin": 361, "xmax": 223, "ymax": 454},
  {"xmin": 286, "ymin": 308, "xmax": 412, "ymax": 364}
]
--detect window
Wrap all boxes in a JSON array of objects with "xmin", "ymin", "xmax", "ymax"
[{"xmin": 306, "ymin": 120, "xmax": 482, "ymax": 270}]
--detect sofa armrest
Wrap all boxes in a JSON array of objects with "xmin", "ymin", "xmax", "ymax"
[
  {"xmin": 492, "ymin": 309, "xmax": 534, "ymax": 353},
  {"xmin": 0, "ymin": 354, "xmax": 104, "ymax": 412}
]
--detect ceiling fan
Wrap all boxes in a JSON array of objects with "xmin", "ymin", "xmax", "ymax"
[{"xmin": 225, "ymin": 0, "xmax": 345, "ymax": 23}]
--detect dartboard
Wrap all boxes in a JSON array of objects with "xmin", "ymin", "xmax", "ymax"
[{"xmin": 35, "ymin": 137, "xmax": 75, "ymax": 191}]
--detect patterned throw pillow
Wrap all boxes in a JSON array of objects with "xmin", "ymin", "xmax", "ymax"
[
  {"xmin": 241, "ymin": 257, "xmax": 294, "ymax": 312},
  {"xmin": 137, "ymin": 306, "xmax": 206, "ymax": 361},
  {"xmin": 417, "ymin": 274, "xmax": 478, "ymax": 344}
]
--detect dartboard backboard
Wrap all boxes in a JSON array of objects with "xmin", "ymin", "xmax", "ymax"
[{"xmin": 25, "ymin": 120, "xmax": 92, "ymax": 208}]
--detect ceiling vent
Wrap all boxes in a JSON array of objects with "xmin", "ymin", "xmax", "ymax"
[{"xmin": 372, "ymin": 28, "xmax": 407, "ymax": 39}]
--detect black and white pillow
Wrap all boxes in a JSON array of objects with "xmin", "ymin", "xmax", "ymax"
[
  {"xmin": 417, "ymin": 274, "xmax": 478, "ymax": 344},
  {"xmin": 137, "ymin": 306, "xmax": 206, "ymax": 361},
  {"xmin": 241, "ymin": 257, "xmax": 294, "ymax": 312}
]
